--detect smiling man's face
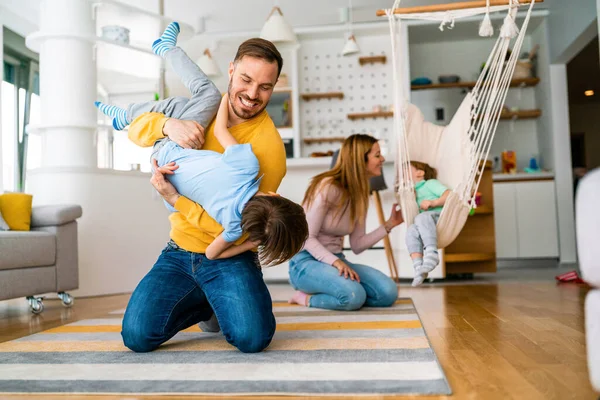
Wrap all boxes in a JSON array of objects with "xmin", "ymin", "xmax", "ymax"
[{"xmin": 227, "ymin": 56, "xmax": 279, "ymax": 121}]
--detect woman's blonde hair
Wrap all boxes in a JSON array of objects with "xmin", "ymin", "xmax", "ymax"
[{"xmin": 302, "ymin": 134, "xmax": 378, "ymax": 226}]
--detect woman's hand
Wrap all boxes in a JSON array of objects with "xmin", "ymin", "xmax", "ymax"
[
  {"xmin": 332, "ymin": 259, "xmax": 360, "ymax": 282},
  {"xmin": 163, "ymin": 118, "xmax": 205, "ymax": 149},
  {"xmin": 150, "ymin": 158, "xmax": 181, "ymax": 206},
  {"xmin": 385, "ymin": 203, "xmax": 404, "ymax": 232}
]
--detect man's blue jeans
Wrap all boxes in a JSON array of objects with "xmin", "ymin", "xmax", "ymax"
[{"xmin": 121, "ymin": 241, "xmax": 275, "ymax": 353}]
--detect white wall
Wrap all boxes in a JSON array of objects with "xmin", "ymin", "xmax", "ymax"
[
  {"xmin": 27, "ymin": 169, "xmax": 172, "ymax": 297},
  {"xmin": 570, "ymin": 103, "xmax": 600, "ymax": 169},
  {"xmin": 547, "ymin": 0, "xmax": 597, "ymax": 63}
]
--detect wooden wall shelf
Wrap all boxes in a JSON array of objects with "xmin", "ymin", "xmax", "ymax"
[
  {"xmin": 347, "ymin": 111, "xmax": 393, "ymax": 120},
  {"xmin": 444, "ymin": 252, "xmax": 496, "ymax": 263},
  {"xmin": 411, "ymin": 77, "xmax": 540, "ymax": 91},
  {"xmin": 301, "ymin": 92, "xmax": 344, "ymax": 101},
  {"xmin": 500, "ymin": 109, "xmax": 541, "ymax": 120},
  {"xmin": 359, "ymin": 55, "xmax": 387, "ymax": 66},
  {"xmin": 303, "ymin": 137, "xmax": 346, "ymax": 144},
  {"xmin": 471, "ymin": 205, "xmax": 493, "ymax": 215}
]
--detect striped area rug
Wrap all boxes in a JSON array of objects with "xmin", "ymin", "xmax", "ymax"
[{"xmin": 0, "ymin": 298, "xmax": 450, "ymax": 396}]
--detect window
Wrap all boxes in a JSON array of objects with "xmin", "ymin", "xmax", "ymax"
[{"xmin": 2, "ymin": 28, "xmax": 40, "ymax": 192}]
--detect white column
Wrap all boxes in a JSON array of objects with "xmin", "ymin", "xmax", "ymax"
[
  {"xmin": 27, "ymin": 0, "xmax": 97, "ymax": 168},
  {"xmin": 549, "ymin": 64, "xmax": 577, "ymax": 264}
]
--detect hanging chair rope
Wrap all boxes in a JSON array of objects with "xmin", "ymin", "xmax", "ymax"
[{"xmin": 384, "ymin": 0, "xmax": 536, "ymax": 248}]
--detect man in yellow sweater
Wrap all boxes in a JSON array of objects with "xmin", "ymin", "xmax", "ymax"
[{"xmin": 121, "ymin": 38, "xmax": 287, "ymax": 353}]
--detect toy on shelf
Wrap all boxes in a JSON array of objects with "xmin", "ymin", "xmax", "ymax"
[{"xmin": 501, "ymin": 150, "xmax": 517, "ymax": 174}]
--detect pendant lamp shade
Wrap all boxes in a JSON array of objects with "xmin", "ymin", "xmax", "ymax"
[
  {"xmin": 342, "ymin": 34, "xmax": 360, "ymax": 56},
  {"xmin": 196, "ymin": 49, "xmax": 220, "ymax": 77},
  {"xmin": 260, "ymin": 6, "xmax": 297, "ymax": 43}
]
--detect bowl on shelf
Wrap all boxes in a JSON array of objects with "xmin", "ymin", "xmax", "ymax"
[
  {"xmin": 411, "ymin": 77, "xmax": 432, "ymax": 86},
  {"xmin": 438, "ymin": 75, "xmax": 460, "ymax": 84},
  {"xmin": 101, "ymin": 25, "xmax": 130, "ymax": 44}
]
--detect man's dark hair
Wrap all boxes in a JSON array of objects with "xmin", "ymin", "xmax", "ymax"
[{"xmin": 234, "ymin": 38, "xmax": 283, "ymax": 77}]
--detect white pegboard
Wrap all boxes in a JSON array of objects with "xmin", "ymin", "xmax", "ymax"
[{"xmin": 298, "ymin": 35, "xmax": 395, "ymax": 158}]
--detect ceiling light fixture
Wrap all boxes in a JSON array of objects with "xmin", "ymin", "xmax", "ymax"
[
  {"xmin": 196, "ymin": 49, "xmax": 220, "ymax": 77},
  {"xmin": 341, "ymin": 0, "xmax": 359, "ymax": 56},
  {"xmin": 585, "ymin": 90, "xmax": 595, "ymax": 97},
  {"xmin": 260, "ymin": 4, "xmax": 297, "ymax": 44}
]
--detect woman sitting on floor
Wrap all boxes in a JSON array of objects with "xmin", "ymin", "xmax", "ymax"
[{"xmin": 288, "ymin": 134, "xmax": 403, "ymax": 310}]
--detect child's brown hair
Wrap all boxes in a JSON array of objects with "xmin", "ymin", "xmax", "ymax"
[
  {"xmin": 410, "ymin": 161, "xmax": 437, "ymax": 180},
  {"xmin": 241, "ymin": 195, "xmax": 309, "ymax": 267}
]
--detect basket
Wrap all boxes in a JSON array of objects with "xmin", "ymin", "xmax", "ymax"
[{"xmin": 513, "ymin": 60, "xmax": 533, "ymax": 79}]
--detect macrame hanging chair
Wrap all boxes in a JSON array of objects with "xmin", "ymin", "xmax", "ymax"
[{"xmin": 381, "ymin": 0, "xmax": 539, "ymax": 249}]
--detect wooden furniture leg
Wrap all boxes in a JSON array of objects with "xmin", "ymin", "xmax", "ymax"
[{"xmin": 372, "ymin": 191, "xmax": 399, "ymax": 281}]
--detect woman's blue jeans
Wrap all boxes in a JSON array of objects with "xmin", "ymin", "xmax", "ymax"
[
  {"xmin": 121, "ymin": 241, "xmax": 275, "ymax": 353},
  {"xmin": 288, "ymin": 250, "xmax": 398, "ymax": 311}
]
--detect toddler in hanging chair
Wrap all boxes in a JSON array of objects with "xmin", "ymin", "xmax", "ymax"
[{"xmin": 406, "ymin": 161, "xmax": 450, "ymax": 287}]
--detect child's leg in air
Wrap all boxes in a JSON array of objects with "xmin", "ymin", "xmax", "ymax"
[
  {"xmin": 95, "ymin": 23, "xmax": 187, "ymax": 130},
  {"xmin": 161, "ymin": 46, "xmax": 221, "ymax": 129},
  {"xmin": 95, "ymin": 22, "xmax": 220, "ymax": 131},
  {"xmin": 153, "ymin": 21, "xmax": 220, "ymax": 128},
  {"xmin": 414, "ymin": 211, "xmax": 441, "ymax": 275},
  {"xmin": 406, "ymin": 224, "xmax": 426, "ymax": 287}
]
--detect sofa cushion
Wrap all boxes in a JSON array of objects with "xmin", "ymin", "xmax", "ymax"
[
  {"xmin": 0, "ymin": 209, "xmax": 9, "ymax": 231},
  {"xmin": 0, "ymin": 231, "xmax": 56, "ymax": 271},
  {"xmin": 0, "ymin": 193, "xmax": 33, "ymax": 231}
]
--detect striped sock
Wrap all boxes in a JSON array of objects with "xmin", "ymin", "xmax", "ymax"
[
  {"xmin": 152, "ymin": 22, "xmax": 180, "ymax": 57},
  {"xmin": 94, "ymin": 101, "xmax": 128, "ymax": 130},
  {"xmin": 420, "ymin": 248, "xmax": 439, "ymax": 274},
  {"xmin": 412, "ymin": 272, "xmax": 428, "ymax": 287},
  {"xmin": 411, "ymin": 257, "xmax": 426, "ymax": 287}
]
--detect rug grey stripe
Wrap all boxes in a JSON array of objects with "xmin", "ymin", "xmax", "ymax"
[
  {"xmin": 0, "ymin": 348, "xmax": 436, "ymax": 364},
  {"xmin": 67, "ymin": 314, "xmax": 419, "ymax": 326},
  {"xmin": 0, "ymin": 379, "xmax": 451, "ymax": 394},
  {"xmin": 274, "ymin": 309, "xmax": 416, "ymax": 317},
  {"xmin": 15, "ymin": 328, "xmax": 425, "ymax": 342}
]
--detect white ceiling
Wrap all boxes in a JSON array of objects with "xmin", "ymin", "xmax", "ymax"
[
  {"xmin": 1, "ymin": 0, "xmax": 550, "ymax": 39},
  {"xmin": 164, "ymin": 0, "xmax": 549, "ymax": 35}
]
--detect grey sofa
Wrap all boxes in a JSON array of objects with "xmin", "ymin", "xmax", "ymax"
[{"xmin": 0, "ymin": 204, "xmax": 82, "ymax": 313}]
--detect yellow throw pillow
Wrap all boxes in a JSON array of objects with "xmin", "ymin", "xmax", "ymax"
[{"xmin": 0, "ymin": 193, "xmax": 33, "ymax": 231}]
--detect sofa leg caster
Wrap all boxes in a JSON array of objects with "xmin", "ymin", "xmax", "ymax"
[
  {"xmin": 58, "ymin": 292, "xmax": 74, "ymax": 307},
  {"xmin": 26, "ymin": 296, "xmax": 44, "ymax": 314}
]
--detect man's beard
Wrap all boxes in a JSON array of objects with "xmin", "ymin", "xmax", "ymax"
[{"xmin": 227, "ymin": 80, "xmax": 268, "ymax": 120}]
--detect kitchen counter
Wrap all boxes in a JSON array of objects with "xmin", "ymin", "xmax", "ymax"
[{"xmin": 493, "ymin": 171, "xmax": 554, "ymax": 182}]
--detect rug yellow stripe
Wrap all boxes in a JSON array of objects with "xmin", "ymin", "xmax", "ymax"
[
  {"xmin": 0, "ymin": 337, "xmax": 429, "ymax": 352},
  {"xmin": 41, "ymin": 325, "xmax": 123, "ymax": 333},
  {"xmin": 41, "ymin": 319, "xmax": 421, "ymax": 334}
]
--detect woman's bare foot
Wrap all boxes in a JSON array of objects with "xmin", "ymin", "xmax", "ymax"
[{"xmin": 288, "ymin": 290, "xmax": 310, "ymax": 306}]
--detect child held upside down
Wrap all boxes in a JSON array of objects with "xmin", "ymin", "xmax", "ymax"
[
  {"xmin": 406, "ymin": 161, "xmax": 450, "ymax": 287},
  {"xmin": 95, "ymin": 22, "xmax": 308, "ymax": 265}
]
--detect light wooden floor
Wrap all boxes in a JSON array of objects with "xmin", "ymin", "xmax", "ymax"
[{"xmin": 0, "ymin": 279, "xmax": 596, "ymax": 400}]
